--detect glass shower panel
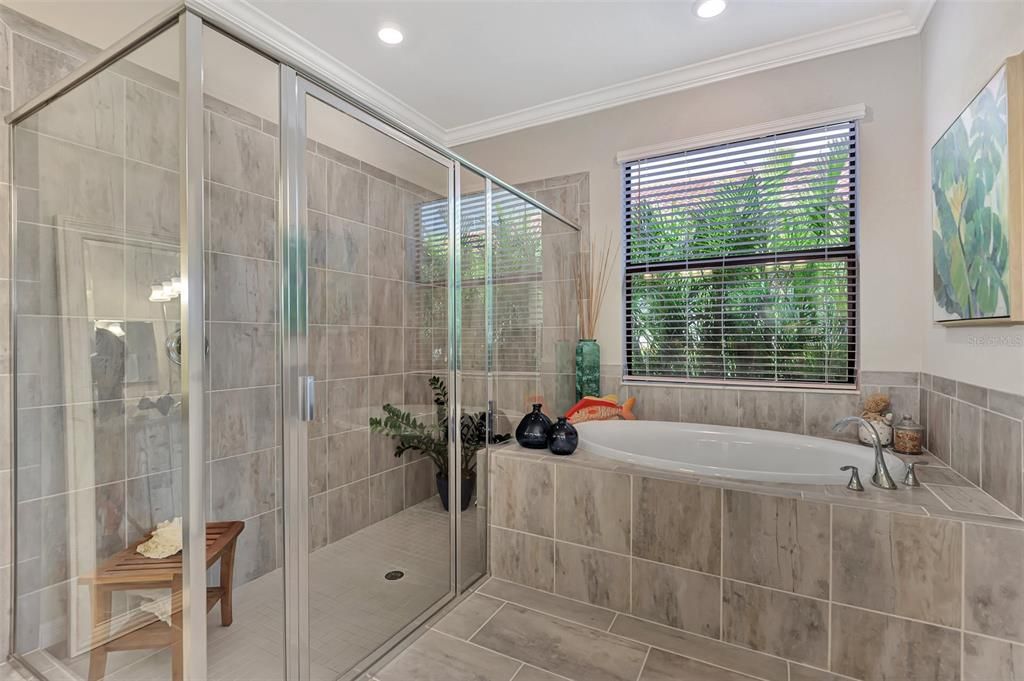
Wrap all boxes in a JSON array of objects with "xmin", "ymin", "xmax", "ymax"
[
  {"xmin": 303, "ymin": 93, "xmax": 453, "ymax": 678},
  {"xmin": 200, "ymin": 26, "xmax": 284, "ymax": 681},
  {"xmin": 12, "ymin": 26, "xmax": 189, "ymax": 681},
  {"xmin": 456, "ymin": 168, "xmax": 491, "ymax": 589}
]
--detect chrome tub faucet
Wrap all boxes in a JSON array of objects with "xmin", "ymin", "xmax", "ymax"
[{"xmin": 832, "ymin": 416, "xmax": 898, "ymax": 490}]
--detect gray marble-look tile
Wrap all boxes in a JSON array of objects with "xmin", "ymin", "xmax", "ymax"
[
  {"xmin": 866, "ymin": 385, "xmax": 921, "ymax": 423},
  {"xmin": 327, "ymin": 161, "xmax": 368, "ymax": 222},
  {"xmin": 489, "ymin": 528, "xmax": 554, "ymax": 592},
  {"xmin": 208, "ymin": 252, "xmax": 277, "ymax": 323},
  {"xmin": 555, "ymin": 465, "xmax": 630, "ymax": 553},
  {"xmin": 368, "ymin": 226, "xmax": 406, "ymax": 280},
  {"xmin": 472, "ymin": 604, "xmax": 647, "ymax": 681},
  {"xmin": 209, "ymin": 448, "xmax": 277, "ymax": 520},
  {"xmin": 308, "ymin": 493, "xmax": 328, "ymax": 551},
  {"xmin": 326, "ymin": 378, "xmax": 368, "ymax": 434},
  {"xmin": 307, "ymin": 435, "xmax": 327, "ymax": 496},
  {"xmin": 787, "ymin": 664, "xmax": 852, "ymax": 681},
  {"xmin": 126, "ymin": 80, "xmax": 177, "ymax": 169},
  {"xmin": 368, "ymin": 326, "xmax": 403, "ymax": 376},
  {"xmin": 208, "ymin": 111, "xmax": 276, "ymax": 198},
  {"xmin": 378, "ymin": 629, "xmax": 520, "ymax": 681},
  {"xmin": 230, "ymin": 510, "xmax": 277, "ymax": 585},
  {"xmin": 554, "ymin": 542, "xmax": 630, "ymax": 611},
  {"xmin": 964, "ymin": 523, "xmax": 1024, "ymax": 643},
  {"xmin": 326, "ymin": 325, "xmax": 368, "ymax": 381},
  {"xmin": 964, "ymin": 633, "xmax": 1024, "ymax": 681},
  {"xmin": 631, "ymin": 558, "xmax": 721, "ymax": 637},
  {"xmin": 327, "ymin": 271, "xmax": 369, "ymax": 326},
  {"xmin": 990, "ymin": 389, "xmax": 1024, "ymax": 420},
  {"xmin": 929, "ymin": 484, "xmax": 1018, "ymax": 518},
  {"xmin": 860, "ymin": 371, "xmax": 920, "ymax": 387},
  {"xmin": 830, "ymin": 605, "xmax": 960, "ymax": 681},
  {"xmin": 210, "ymin": 386, "xmax": 278, "ymax": 459},
  {"xmin": 327, "ymin": 479, "xmax": 370, "ymax": 541},
  {"xmin": 639, "ymin": 648, "xmax": 754, "ymax": 681},
  {"xmin": 804, "ymin": 392, "xmax": 862, "ymax": 441},
  {"xmin": 369, "ymin": 277, "xmax": 404, "ymax": 327},
  {"xmin": 404, "ymin": 457, "xmax": 436, "ymax": 507},
  {"xmin": 927, "ymin": 390, "xmax": 953, "ymax": 463},
  {"xmin": 124, "ymin": 160, "xmax": 178, "ymax": 243},
  {"xmin": 11, "ymin": 32, "xmax": 80, "ymax": 108},
  {"xmin": 914, "ymin": 464, "xmax": 972, "ymax": 486},
  {"xmin": 478, "ymin": 578, "xmax": 615, "ymax": 630},
  {"xmin": 208, "ymin": 322, "xmax": 277, "ymax": 390},
  {"xmin": 957, "ymin": 382, "xmax": 989, "ymax": 408},
  {"xmin": 738, "ymin": 390, "xmax": 805, "ymax": 434},
  {"xmin": 932, "ymin": 375, "xmax": 957, "ymax": 397},
  {"xmin": 721, "ymin": 580, "xmax": 828, "ymax": 667},
  {"xmin": 952, "ymin": 400, "xmax": 983, "ymax": 485},
  {"xmin": 126, "ymin": 470, "xmax": 182, "ymax": 544},
  {"xmin": 723, "ymin": 490, "xmax": 829, "ymax": 598},
  {"xmin": 206, "ymin": 181, "xmax": 276, "ymax": 261},
  {"xmin": 490, "ymin": 456, "xmax": 554, "ymax": 536},
  {"xmin": 610, "ymin": 614, "xmax": 789, "ymax": 681},
  {"xmin": 328, "ymin": 429, "xmax": 369, "ymax": 488},
  {"xmin": 981, "ymin": 410, "xmax": 1023, "ymax": 516},
  {"xmin": 512, "ymin": 667, "xmax": 563, "ymax": 681},
  {"xmin": 832, "ymin": 505, "xmax": 961, "ymax": 626},
  {"xmin": 625, "ymin": 385, "xmax": 680, "ymax": 421},
  {"xmin": 678, "ymin": 388, "xmax": 740, "ymax": 427},
  {"xmin": 434, "ymin": 594, "xmax": 504, "ymax": 640},
  {"xmin": 632, "ymin": 475, "xmax": 721, "ymax": 573},
  {"xmin": 327, "ymin": 216, "xmax": 369, "ymax": 275},
  {"xmin": 368, "ymin": 468, "xmax": 404, "ymax": 523},
  {"xmin": 367, "ymin": 177, "xmax": 403, "ymax": 233}
]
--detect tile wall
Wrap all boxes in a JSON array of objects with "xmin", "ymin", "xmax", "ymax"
[{"xmin": 489, "ymin": 447, "xmax": 1024, "ymax": 680}]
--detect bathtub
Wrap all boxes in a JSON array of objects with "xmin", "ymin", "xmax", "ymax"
[{"xmin": 575, "ymin": 420, "xmax": 908, "ymax": 485}]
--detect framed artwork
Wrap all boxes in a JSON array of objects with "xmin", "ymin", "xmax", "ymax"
[{"xmin": 932, "ymin": 52, "xmax": 1024, "ymax": 324}]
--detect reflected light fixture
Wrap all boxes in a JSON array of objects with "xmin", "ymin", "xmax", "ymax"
[
  {"xmin": 694, "ymin": 0, "xmax": 727, "ymax": 19},
  {"xmin": 377, "ymin": 25, "xmax": 404, "ymax": 45}
]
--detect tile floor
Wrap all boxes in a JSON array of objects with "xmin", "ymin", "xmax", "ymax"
[
  {"xmin": 372, "ymin": 577, "xmax": 805, "ymax": 681},
  {"xmin": 10, "ymin": 499, "xmax": 484, "ymax": 681}
]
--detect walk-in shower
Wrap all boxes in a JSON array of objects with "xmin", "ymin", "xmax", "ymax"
[{"xmin": 5, "ymin": 5, "xmax": 579, "ymax": 680}]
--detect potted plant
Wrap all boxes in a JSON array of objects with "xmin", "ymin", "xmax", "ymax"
[{"xmin": 369, "ymin": 376, "xmax": 509, "ymax": 511}]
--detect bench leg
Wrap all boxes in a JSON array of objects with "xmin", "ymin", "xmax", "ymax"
[
  {"xmin": 219, "ymin": 538, "xmax": 237, "ymax": 627},
  {"xmin": 88, "ymin": 587, "xmax": 112, "ymax": 681},
  {"xmin": 171, "ymin": 575, "xmax": 183, "ymax": 681}
]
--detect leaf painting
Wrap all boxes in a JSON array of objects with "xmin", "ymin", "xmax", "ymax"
[{"xmin": 932, "ymin": 66, "xmax": 1011, "ymax": 321}]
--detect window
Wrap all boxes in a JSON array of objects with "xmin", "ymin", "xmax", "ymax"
[{"xmin": 623, "ymin": 121, "xmax": 858, "ymax": 388}]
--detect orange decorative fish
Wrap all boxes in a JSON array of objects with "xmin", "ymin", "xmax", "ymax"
[{"xmin": 565, "ymin": 394, "xmax": 636, "ymax": 424}]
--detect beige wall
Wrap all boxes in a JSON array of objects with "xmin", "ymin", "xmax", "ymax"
[
  {"xmin": 456, "ymin": 36, "xmax": 926, "ymax": 378},
  {"xmin": 921, "ymin": 0, "xmax": 1024, "ymax": 395}
]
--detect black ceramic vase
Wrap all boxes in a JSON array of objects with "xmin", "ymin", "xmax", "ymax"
[
  {"xmin": 515, "ymin": 404, "xmax": 552, "ymax": 449},
  {"xmin": 548, "ymin": 417, "xmax": 578, "ymax": 456}
]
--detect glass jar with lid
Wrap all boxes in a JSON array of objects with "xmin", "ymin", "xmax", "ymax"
[{"xmin": 893, "ymin": 414, "xmax": 924, "ymax": 454}]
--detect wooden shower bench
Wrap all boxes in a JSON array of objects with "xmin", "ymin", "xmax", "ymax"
[{"xmin": 82, "ymin": 520, "xmax": 244, "ymax": 681}]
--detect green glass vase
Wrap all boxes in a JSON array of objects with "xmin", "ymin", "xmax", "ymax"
[{"xmin": 575, "ymin": 339, "xmax": 600, "ymax": 401}]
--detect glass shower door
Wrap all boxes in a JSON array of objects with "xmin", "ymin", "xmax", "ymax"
[{"xmin": 281, "ymin": 76, "xmax": 456, "ymax": 680}]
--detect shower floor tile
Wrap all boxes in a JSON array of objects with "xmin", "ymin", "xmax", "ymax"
[{"xmin": 26, "ymin": 499, "xmax": 483, "ymax": 681}]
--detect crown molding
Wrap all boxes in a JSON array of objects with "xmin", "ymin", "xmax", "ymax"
[
  {"xmin": 188, "ymin": 0, "xmax": 448, "ymax": 143},
  {"xmin": 446, "ymin": 9, "xmax": 927, "ymax": 146}
]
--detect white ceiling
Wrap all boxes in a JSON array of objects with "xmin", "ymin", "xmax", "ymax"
[{"xmin": 7, "ymin": 0, "xmax": 937, "ymax": 145}]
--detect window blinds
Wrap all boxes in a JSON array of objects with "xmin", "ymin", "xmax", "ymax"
[{"xmin": 623, "ymin": 121, "xmax": 858, "ymax": 387}]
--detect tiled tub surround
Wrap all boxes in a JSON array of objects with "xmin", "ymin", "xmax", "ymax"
[
  {"xmin": 489, "ymin": 440, "xmax": 1024, "ymax": 680},
  {"xmin": 920, "ymin": 372, "xmax": 1024, "ymax": 518}
]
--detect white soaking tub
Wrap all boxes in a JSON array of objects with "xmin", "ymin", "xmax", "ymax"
[{"xmin": 575, "ymin": 420, "xmax": 907, "ymax": 485}]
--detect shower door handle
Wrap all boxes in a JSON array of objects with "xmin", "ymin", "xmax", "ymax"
[{"xmin": 300, "ymin": 375, "xmax": 316, "ymax": 422}]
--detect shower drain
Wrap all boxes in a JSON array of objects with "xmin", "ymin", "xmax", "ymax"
[{"xmin": 384, "ymin": 570, "xmax": 405, "ymax": 581}]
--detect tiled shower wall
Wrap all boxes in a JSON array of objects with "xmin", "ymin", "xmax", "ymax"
[{"xmin": 0, "ymin": 6, "xmax": 453, "ymax": 660}]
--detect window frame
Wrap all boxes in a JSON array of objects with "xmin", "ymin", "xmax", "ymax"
[{"xmin": 621, "ymin": 120, "xmax": 860, "ymax": 391}]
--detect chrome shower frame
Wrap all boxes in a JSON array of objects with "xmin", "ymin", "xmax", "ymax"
[{"xmin": 5, "ymin": 3, "xmax": 580, "ymax": 681}]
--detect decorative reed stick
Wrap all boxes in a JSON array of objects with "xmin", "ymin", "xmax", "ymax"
[{"xmin": 573, "ymin": 231, "xmax": 619, "ymax": 340}]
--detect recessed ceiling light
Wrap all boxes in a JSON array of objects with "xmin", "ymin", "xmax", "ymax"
[
  {"xmin": 694, "ymin": 0, "xmax": 727, "ymax": 19},
  {"xmin": 377, "ymin": 25, "xmax": 404, "ymax": 45}
]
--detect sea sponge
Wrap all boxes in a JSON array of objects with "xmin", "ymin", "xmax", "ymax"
[{"xmin": 862, "ymin": 393, "xmax": 891, "ymax": 415}]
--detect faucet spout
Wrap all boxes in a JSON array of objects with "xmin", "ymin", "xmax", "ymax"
[{"xmin": 832, "ymin": 416, "xmax": 898, "ymax": 490}]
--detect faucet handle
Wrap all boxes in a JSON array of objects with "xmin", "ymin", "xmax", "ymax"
[
  {"xmin": 840, "ymin": 465, "xmax": 865, "ymax": 491},
  {"xmin": 902, "ymin": 462, "xmax": 920, "ymax": 488}
]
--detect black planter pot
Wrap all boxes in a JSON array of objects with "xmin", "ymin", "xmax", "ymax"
[
  {"xmin": 516, "ymin": 403, "xmax": 552, "ymax": 449},
  {"xmin": 436, "ymin": 472, "xmax": 476, "ymax": 512}
]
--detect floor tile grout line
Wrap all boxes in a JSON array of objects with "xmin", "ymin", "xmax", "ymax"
[
  {"xmin": 465, "ymin": 599, "xmax": 509, "ymax": 640},
  {"xmin": 633, "ymin": 647, "xmax": 651, "ymax": 681}
]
